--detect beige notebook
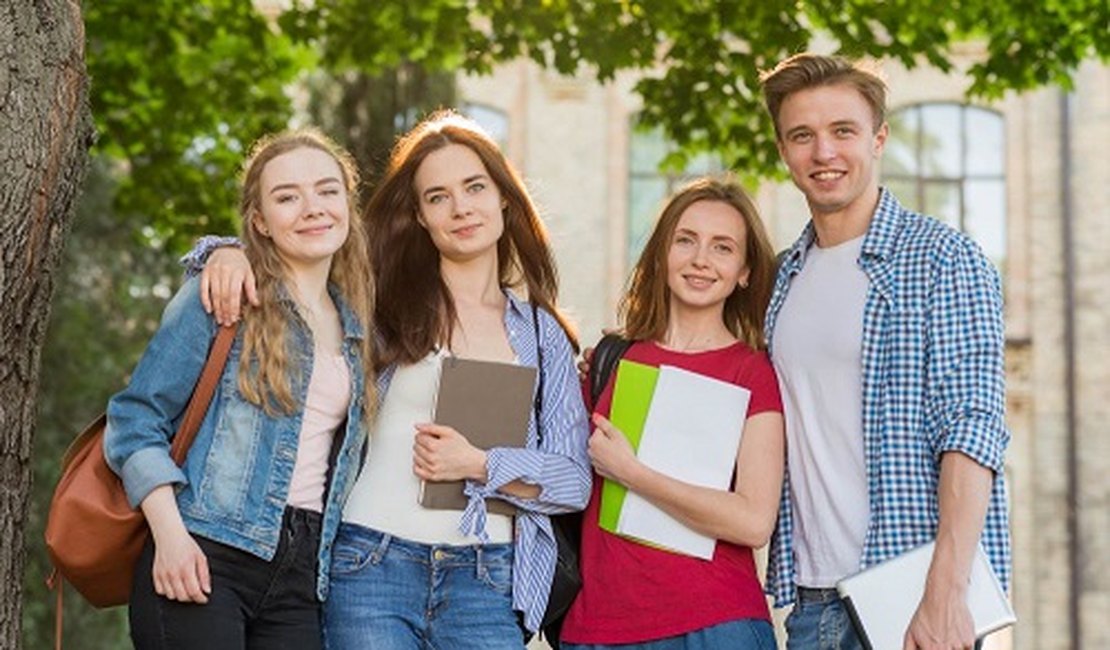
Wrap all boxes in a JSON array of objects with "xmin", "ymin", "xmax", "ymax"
[{"xmin": 418, "ymin": 356, "xmax": 537, "ymax": 516}]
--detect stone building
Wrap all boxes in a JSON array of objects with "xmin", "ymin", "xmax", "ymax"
[{"xmin": 458, "ymin": 51, "xmax": 1110, "ymax": 649}]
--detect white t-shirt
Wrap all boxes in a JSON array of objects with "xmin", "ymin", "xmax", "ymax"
[
  {"xmin": 773, "ymin": 235, "xmax": 870, "ymax": 588},
  {"xmin": 342, "ymin": 350, "xmax": 513, "ymax": 545}
]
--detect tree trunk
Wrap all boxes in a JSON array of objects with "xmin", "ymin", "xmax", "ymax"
[{"xmin": 0, "ymin": 2, "xmax": 93, "ymax": 646}]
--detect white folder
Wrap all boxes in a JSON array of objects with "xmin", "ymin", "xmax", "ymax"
[
  {"xmin": 616, "ymin": 365, "xmax": 750, "ymax": 559},
  {"xmin": 835, "ymin": 541, "xmax": 1015, "ymax": 650}
]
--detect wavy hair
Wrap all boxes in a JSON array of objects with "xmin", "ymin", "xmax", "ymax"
[
  {"xmin": 236, "ymin": 128, "xmax": 377, "ymax": 423},
  {"xmin": 366, "ymin": 109, "xmax": 576, "ymax": 368},
  {"xmin": 619, "ymin": 177, "xmax": 776, "ymax": 349}
]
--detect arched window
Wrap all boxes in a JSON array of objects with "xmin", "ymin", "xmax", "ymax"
[
  {"xmin": 882, "ymin": 103, "xmax": 1006, "ymax": 271},
  {"xmin": 627, "ymin": 118, "xmax": 722, "ymax": 267}
]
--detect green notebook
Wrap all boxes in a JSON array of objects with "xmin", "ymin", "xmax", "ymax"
[{"xmin": 598, "ymin": 359, "xmax": 660, "ymax": 533}]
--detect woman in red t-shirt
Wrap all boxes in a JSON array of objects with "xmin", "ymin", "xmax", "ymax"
[{"xmin": 560, "ymin": 178, "xmax": 784, "ymax": 649}]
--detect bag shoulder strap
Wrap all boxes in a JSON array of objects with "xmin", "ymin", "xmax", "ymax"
[
  {"xmin": 587, "ymin": 333, "xmax": 632, "ymax": 408},
  {"xmin": 531, "ymin": 305, "xmax": 546, "ymax": 447},
  {"xmin": 168, "ymin": 323, "xmax": 238, "ymax": 464}
]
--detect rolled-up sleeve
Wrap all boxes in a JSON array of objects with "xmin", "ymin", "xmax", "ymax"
[
  {"xmin": 461, "ymin": 306, "xmax": 591, "ymax": 519},
  {"xmin": 927, "ymin": 240, "xmax": 1009, "ymax": 472},
  {"xmin": 179, "ymin": 235, "xmax": 244, "ymax": 277},
  {"xmin": 104, "ymin": 277, "xmax": 217, "ymax": 508}
]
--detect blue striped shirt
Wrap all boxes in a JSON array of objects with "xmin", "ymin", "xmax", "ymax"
[
  {"xmin": 764, "ymin": 189, "xmax": 1011, "ymax": 607},
  {"xmin": 377, "ymin": 290, "xmax": 592, "ymax": 632}
]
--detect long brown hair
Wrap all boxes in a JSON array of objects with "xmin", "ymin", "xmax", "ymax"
[
  {"xmin": 237, "ymin": 129, "xmax": 377, "ymax": 422},
  {"xmin": 619, "ymin": 177, "xmax": 775, "ymax": 349},
  {"xmin": 367, "ymin": 109, "xmax": 576, "ymax": 368}
]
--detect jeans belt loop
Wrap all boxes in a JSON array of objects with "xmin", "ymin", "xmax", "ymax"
[{"xmin": 371, "ymin": 531, "xmax": 392, "ymax": 565}]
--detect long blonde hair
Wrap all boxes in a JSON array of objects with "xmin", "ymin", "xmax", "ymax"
[{"xmin": 236, "ymin": 129, "xmax": 376, "ymax": 422}]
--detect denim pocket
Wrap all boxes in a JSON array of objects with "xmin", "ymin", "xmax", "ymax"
[
  {"xmin": 197, "ymin": 391, "xmax": 260, "ymax": 518},
  {"xmin": 329, "ymin": 530, "xmax": 380, "ymax": 576},
  {"xmin": 477, "ymin": 556, "xmax": 512, "ymax": 595}
]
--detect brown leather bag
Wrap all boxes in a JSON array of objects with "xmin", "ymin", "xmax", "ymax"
[{"xmin": 45, "ymin": 323, "xmax": 238, "ymax": 608}]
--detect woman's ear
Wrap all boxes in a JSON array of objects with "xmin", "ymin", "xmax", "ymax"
[
  {"xmin": 252, "ymin": 211, "xmax": 271, "ymax": 238},
  {"xmin": 414, "ymin": 210, "xmax": 427, "ymax": 229},
  {"xmin": 737, "ymin": 267, "xmax": 751, "ymax": 289}
]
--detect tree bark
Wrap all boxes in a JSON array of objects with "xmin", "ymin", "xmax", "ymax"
[{"xmin": 0, "ymin": 2, "xmax": 93, "ymax": 646}]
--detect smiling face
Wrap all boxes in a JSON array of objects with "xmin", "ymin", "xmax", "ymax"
[
  {"xmin": 412, "ymin": 143, "xmax": 505, "ymax": 264},
  {"xmin": 776, "ymin": 82, "xmax": 888, "ymax": 224},
  {"xmin": 666, "ymin": 199, "xmax": 750, "ymax": 313},
  {"xmin": 253, "ymin": 146, "xmax": 350, "ymax": 271}
]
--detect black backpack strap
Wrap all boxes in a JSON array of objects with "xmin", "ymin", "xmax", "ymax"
[
  {"xmin": 587, "ymin": 334, "xmax": 632, "ymax": 408},
  {"xmin": 531, "ymin": 304, "xmax": 546, "ymax": 447}
]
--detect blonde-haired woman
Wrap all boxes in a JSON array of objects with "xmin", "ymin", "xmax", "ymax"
[
  {"xmin": 105, "ymin": 129, "xmax": 374, "ymax": 650},
  {"xmin": 188, "ymin": 111, "xmax": 591, "ymax": 648}
]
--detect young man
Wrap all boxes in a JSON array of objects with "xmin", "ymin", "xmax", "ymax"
[{"xmin": 759, "ymin": 54, "xmax": 1010, "ymax": 650}]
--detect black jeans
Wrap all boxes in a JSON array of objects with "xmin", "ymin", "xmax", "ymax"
[{"xmin": 130, "ymin": 507, "xmax": 323, "ymax": 650}]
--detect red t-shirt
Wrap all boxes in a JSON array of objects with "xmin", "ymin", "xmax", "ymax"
[{"xmin": 560, "ymin": 340, "xmax": 782, "ymax": 644}]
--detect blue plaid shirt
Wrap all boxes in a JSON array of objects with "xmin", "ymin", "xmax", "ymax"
[{"xmin": 764, "ymin": 189, "xmax": 1011, "ymax": 607}]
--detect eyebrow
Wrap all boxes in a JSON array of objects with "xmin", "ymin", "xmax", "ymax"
[
  {"xmin": 784, "ymin": 118, "xmax": 863, "ymax": 139},
  {"xmin": 421, "ymin": 174, "xmax": 489, "ymax": 198},
  {"xmin": 268, "ymin": 177, "xmax": 343, "ymax": 194},
  {"xmin": 676, "ymin": 227, "xmax": 740, "ymax": 246}
]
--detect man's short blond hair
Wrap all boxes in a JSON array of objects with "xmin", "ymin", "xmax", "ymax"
[{"xmin": 759, "ymin": 53, "xmax": 888, "ymax": 138}]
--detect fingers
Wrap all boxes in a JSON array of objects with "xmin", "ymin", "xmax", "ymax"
[
  {"xmin": 152, "ymin": 543, "xmax": 210, "ymax": 604},
  {"xmin": 413, "ymin": 431, "xmax": 438, "ymax": 475},
  {"xmin": 413, "ymin": 433, "xmax": 435, "ymax": 459},
  {"xmin": 215, "ymin": 270, "xmax": 242, "ymax": 327},
  {"xmin": 244, "ymin": 268, "xmax": 260, "ymax": 307},
  {"xmin": 412, "ymin": 455, "xmax": 433, "ymax": 480},
  {"xmin": 206, "ymin": 248, "xmax": 252, "ymax": 325},
  {"xmin": 577, "ymin": 347, "xmax": 595, "ymax": 381},
  {"xmin": 200, "ymin": 266, "xmax": 214, "ymax": 314},
  {"xmin": 591, "ymin": 413, "xmax": 617, "ymax": 437},
  {"xmin": 196, "ymin": 551, "xmax": 212, "ymax": 601},
  {"xmin": 414, "ymin": 422, "xmax": 454, "ymax": 437}
]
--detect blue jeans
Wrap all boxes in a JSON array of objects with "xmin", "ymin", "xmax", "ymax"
[
  {"xmin": 785, "ymin": 587, "xmax": 983, "ymax": 650},
  {"xmin": 562, "ymin": 618, "xmax": 776, "ymax": 650},
  {"xmin": 784, "ymin": 588, "xmax": 863, "ymax": 650},
  {"xmin": 322, "ymin": 523, "xmax": 523, "ymax": 650}
]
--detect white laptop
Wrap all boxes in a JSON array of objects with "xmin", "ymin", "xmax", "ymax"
[{"xmin": 835, "ymin": 541, "xmax": 1015, "ymax": 650}]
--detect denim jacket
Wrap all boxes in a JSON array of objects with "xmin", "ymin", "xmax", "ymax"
[{"xmin": 104, "ymin": 276, "xmax": 369, "ymax": 600}]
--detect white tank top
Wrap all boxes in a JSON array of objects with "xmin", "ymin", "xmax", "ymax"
[
  {"xmin": 774, "ymin": 235, "xmax": 870, "ymax": 588},
  {"xmin": 341, "ymin": 351, "xmax": 513, "ymax": 544}
]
